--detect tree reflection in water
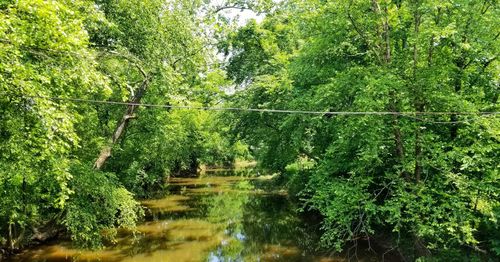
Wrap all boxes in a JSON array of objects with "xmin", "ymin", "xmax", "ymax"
[{"xmin": 200, "ymin": 173, "xmax": 326, "ymax": 261}]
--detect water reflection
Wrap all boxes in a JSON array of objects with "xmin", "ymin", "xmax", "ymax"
[{"xmin": 9, "ymin": 169, "xmax": 351, "ymax": 262}]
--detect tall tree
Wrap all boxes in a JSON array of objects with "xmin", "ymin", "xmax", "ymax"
[
  {"xmin": 0, "ymin": 0, "xmax": 111, "ymax": 249},
  {"xmin": 224, "ymin": 0, "xmax": 499, "ymax": 259},
  {"xmin": 90, "ymin": 0, "xmax": 209, "ymax": 170}
]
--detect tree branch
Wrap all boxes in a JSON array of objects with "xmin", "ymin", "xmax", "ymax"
[{"xmin": 214, "ymin": 5, "xmax": 254, "ymax": 13}]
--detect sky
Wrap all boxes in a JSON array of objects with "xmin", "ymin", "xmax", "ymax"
[{"xmin": 223, "ymin": 8, "xmax": 264, "ymax": 26}]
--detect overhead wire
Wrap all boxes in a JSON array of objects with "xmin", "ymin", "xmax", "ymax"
[
  {"xmin": 1, "ymin": 41, "xmax": 497, "ymax": 124},
  {"xmin": 17, "ymin": 94, "xmax": 499, "ymax": 125}
]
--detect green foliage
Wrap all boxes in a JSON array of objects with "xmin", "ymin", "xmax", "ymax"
[
  {"xmin": 223, "ymin": 0, "xmax": 500, "ymax": 259},
  {"xmin": 304, "ymin": 174, "xmax": 377, "ymax": 251},
  {"xmin": 0, "ymin": 0, "xmax": 109, "ymax": 248},
  {"xmin": 1, "ymin": 0, "xmax": 497, "ymax": 259},
  {"xmin": 107, "ymin": 106, "xmax": 248, "ymax": 197},
  {"xmin": 90, "ymin": 0, "xmax": 248, "ymax": 199},
  {"xmin": 0, "ymin": 0, "xmax": 248, "ymax": 251},
  {"xmin": 64, "ymin": 164, "xmax": 142, "ymax": 248}
]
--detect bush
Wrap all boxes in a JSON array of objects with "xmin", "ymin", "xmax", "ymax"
[{"xmin": 64, "ymin": 164, "xmax": 143, "ymax": 248}]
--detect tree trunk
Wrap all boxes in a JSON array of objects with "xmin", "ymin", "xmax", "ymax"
[
  {"xmin": 412, "ymin": 7, "xmax": 423, "ymax": 183},
  {"xmin": 189, "ymin": 155, "xmax": 199, "ymax": 175},
  {"xmin": 375, "ymin": 0, "xmax": 407, "ymax": 177},
  {"xmin": 392, "ymin": 113, "xmax": 405, "ymax": 164},
  {"xmin": 94, "ymin": 79, "xmax": 148, "ymax": 170},
  {"xmin": 414, "ymin": 124, "xmax": 422, "ymax": 182},
  {"xmin": 388, "ymin": 90, "xmax": 406, "ymax": 178}
]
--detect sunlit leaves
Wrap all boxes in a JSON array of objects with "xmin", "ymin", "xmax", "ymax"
[
  {"xmin": 0, "ymin": 0, "xmax": 109, "ymax": 246},
  {"xmin": 223, "ymin": 0, "xmax": 499, "ymax": 259}
]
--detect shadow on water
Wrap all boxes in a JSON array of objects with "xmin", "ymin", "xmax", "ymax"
[{"xmin": 8, "ymin": 168, "xmax": 376, "ymax": 262}]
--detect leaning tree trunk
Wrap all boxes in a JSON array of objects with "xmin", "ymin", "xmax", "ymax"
[{"xmin": 94, "ymin": 79, "xmax": 149, "ymax": 170}]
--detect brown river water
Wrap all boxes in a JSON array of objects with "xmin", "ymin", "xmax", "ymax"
[{"xmin": 7, "ymin": 169, "xmax": 376, "ymax": 262}]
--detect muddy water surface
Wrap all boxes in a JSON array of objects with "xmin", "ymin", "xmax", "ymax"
[{"xmin": 9, "ymin": 169, "xmax": 372, "ymax": 262}]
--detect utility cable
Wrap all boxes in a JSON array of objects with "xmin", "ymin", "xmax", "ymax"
[{"xmin": 12, "ymin": 94, "xmax": 500, "ymax": 124}]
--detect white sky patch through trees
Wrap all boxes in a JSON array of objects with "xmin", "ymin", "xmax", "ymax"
[{"xmin": 223, "ymin": 8, "xmax": 264, "ymax": 26}]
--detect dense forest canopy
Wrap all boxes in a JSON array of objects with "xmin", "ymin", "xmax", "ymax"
[
  {"xmin": 0, "ymin": 0, "xmax": 499, "ymax": 261},
  {"xmin": 223, "ymin": 0, "xmax": 499, "ymax": 259}
]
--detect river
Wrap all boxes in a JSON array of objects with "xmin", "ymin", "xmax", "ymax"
[{"xmin": 8, "ymin": 169, "xmax": 374, "ymax": 262}]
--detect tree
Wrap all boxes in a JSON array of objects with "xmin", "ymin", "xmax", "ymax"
[
  {"xmin": 89, "ymin": 0, "xmax": 209, "ymax": 170},
  {"xmin": 0, "ymin": 0, "xmax": 241, "ymax": 250},
  {"xmin": 0, "ymin": 0, "xmax": 112, "ymax": 249},
  {"xmin": 223, "ymin": 0, "xmax": 499, "ymax": 259}
]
